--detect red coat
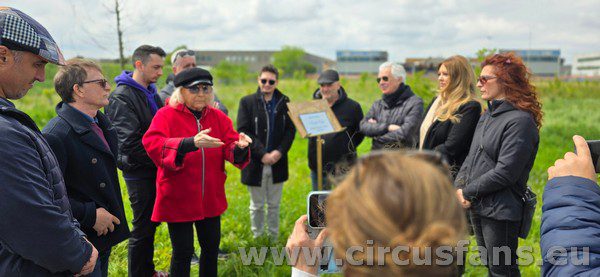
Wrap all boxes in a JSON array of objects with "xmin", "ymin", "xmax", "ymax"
[{"xmin": 142, "ymin": 103, "xmax": 249, "ymax": 222}]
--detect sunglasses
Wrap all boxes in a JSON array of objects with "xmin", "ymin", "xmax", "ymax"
[
  {"xmin": 260, "ymin": 79, "xmax": 276, "ymax": 85},
  {"xmin": 353, "ymin": 150, "xmax": 451, "ymax": 188},
  {"xmin": 477, "ymin": 75, "xmax": 497, "ymax": 85},
  {"xmin": 82, "ymin": 79, "xmax": 109, "ymax": 88},
  {"xmin": 173, "ymin": 50, "xmax": 195, "ymax": 62},
  {"xmin": 376, "ymin": 76, "xmax": 389, "ymax": 83},
  {"xmin": 186, "ymin": 84, "xmax": 213, "ymax": 94}
]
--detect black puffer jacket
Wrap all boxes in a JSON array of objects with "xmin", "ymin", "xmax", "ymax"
[
  {"xmin": 455, "ymin": 100, "xmax": 539, "ymax": 221},
  {"xmin": 237, "ymin": 88, "xmax": 296, "ymax": 186},
  {"xmin": 308, "ymin": 86, "xmax": 364, "ymax": 174},
  {"xmin": 360, "ymin": 84, "xmax": 424, "ymax": 150},
  {"xmin": 105, "ymin": 83, "xmax": 163, "ymax": 178}
]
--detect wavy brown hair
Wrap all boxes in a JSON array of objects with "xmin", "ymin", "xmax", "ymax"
[
  {"xmin": 437, "ymin": 55, "xmax": 482, "ymax": 123},
  {"xmin": 326, "ymin": 151, "xmax": 466, "ymax": 276},
  {"xmin": 482, "ymin": 53, "xmax": 543, "ymax": 128}
]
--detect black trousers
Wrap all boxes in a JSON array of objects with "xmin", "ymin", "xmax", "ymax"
[
  {"xmin": 126, "ymin": 178, "xmax": 160, "ymax": 277},
  {"xmin": 470, "ymin": 211, "xmax": 521, "ymax": 277},
  {"xmin": 168, "ymin": 216, "xmax": 221, "ymax": 277}
]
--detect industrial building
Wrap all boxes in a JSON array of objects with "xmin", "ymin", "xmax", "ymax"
[
  {"xmin": 336, "ymin": 50, "xmax": 388, "ymax": 75},
  {"xmin": 194, "ymin": 50, "xmax": 335, "ymax": 73},
  {"xmin": 499, "ymin": 49, "xmax": 562, "ymax": 77},
  {"xmin": 572, "ymin": 52, "xmax": 600, "ymax": 77}
]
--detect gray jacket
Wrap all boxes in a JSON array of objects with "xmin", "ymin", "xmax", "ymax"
[
  {"xmin": 455, "ymin": 100, "xmax": 539, "ymax": 221},
  {"xmin": 360, "ymin": 84, "xmax": 423, "ymax": 150}
]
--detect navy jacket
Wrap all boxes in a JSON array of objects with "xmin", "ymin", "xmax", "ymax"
[
  {"xmin": 43, "ymin": 102, "xmax": 130, "ymax": 252},
  {"xmin": 541, "ymin": 176, "xmax": 600, "ymax": 276},
  {"xmin": 455, "ymin": 100, "xmax": 539, "ymax": 221},
  {"xmin": 0, "ymin": 98, "xmax": 92, "ymax": 276}
]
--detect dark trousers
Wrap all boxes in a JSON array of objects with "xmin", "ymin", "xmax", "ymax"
[
  {"xmin": 126, "ymin": 178, "xmax": 160, "ymax": 277},
  {"xmin": 470, "ymin": 211, "xmax": 520, "ymax": 277},
  {"xmin": 168, "ymin": 216, "xmax": 221, "ymax": 277},
  {"xmin": 310, "ymin": 169, "xmax": 332, "ymax": 191},
  {"xmin": 98, "ymin": 249, "xmax": 111, "ymax": 277}
]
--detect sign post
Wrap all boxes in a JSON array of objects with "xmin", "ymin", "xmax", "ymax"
[{"xmin": 287, "ymin": 99, "xmax": 345, "ymax": 190}]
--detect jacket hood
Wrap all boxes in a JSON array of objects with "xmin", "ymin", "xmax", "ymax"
[
  {"xmin": 114, "ymin": 70, "xmax": 157, "ymax": 94},
  {"xmin": 312, "ymin": 86, "xmax": 348, "ymax": 108}
]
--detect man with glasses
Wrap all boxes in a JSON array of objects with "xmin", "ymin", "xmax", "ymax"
[
  {"xmin": 105, "ymin": 45, "xmax": 169, "ymax": 277},
  {"xmin": 360, "ymin": 62, "xmax": 423, "ymax": 150},
  {"xmin": 308, "ymin": 69, "xmax": 364, "ymax": 190},
  {"xmin": 0, "ymin": 7, "xmax": 98, "ymax": 276},
  {"xmin": 237, "ymin": 64, "xmax": 295, "ymax": 240},
  {"xmin": 159, "ymin": 49, "xmax": 228, "ymax": 115},
  {"xmin": 43, "ymin": 59, "xmax": 130, "ymax": 277}
]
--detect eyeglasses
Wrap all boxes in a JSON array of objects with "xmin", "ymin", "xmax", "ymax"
[
  {"xmin": 260, "ymin": 79, "xmax": 276, "ymax": 85},
  {"xmin": 186, "ymin": 84, "xmax": 213, "ymax": 94},
  {"xmin": 173, "ymin": 50, "xmax": 195, "ymax": 63},
  {"xmin": 477, "ymin": 75, "xmax": 497, "ymax": 85},
  {"xmin": 82, "ymin": 79, "xmax": 109, "ymax": 88},
  {"xmin": 376, "ymin": 76, "xmax": 389, "ymax": 83}
]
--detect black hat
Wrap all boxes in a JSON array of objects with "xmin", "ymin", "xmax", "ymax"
[
  {"xmin": 317, "ymin": 69, "xmax": 339, "ymax": 85},
  {"xmin": 174, "ymin": 67, "xmax": 213, "ymax": 88}
]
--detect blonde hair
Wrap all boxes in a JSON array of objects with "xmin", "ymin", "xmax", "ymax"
[
  {"xmin": 326, "ymin": 151, "xmax": 466, "ymax": 276},
  {"xmin": 168, "ymin": 86, "xmax": 215, "ymax": 109},
  {"xmin": 436, "ymin": 55, "xmax": 482, "ymax": 123}
]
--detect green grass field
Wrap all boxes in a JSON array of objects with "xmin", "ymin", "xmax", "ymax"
[{"xmin": 13, "ymin": 63, "xmax": 600, "ymax": 276}]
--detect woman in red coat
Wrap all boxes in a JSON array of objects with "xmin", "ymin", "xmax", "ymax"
[{"xmin": 143, "ymin": 68, "xmax": 251, "ymax": 277}]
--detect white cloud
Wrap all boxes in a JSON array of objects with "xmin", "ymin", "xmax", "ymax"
[{"xmin": 4, "ymin": 0, "xmax": 599, "ymax": 64}]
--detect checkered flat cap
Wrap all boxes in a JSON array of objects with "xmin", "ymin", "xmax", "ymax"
[{"xmin": 0, "ymin": 7, "xmax": 64, "ymax": 65}]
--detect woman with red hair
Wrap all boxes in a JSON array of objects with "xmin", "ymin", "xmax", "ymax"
[{"xmin": 454, "ymin": 52, "xmax": 543, "ymax": 276}]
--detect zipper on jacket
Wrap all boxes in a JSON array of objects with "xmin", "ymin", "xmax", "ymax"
[
  {"xmin": 254, "ymin": 117, "xmax": 259, "ymax": 136},
  {"xmin": 196, "ymin": 118, "xmax": 205, "ymax": 199}
]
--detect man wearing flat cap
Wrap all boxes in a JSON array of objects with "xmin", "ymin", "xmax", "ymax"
[
  {"xmin": 308, "ymin": 69, "xmax": 364, "ymax": 190},
  {"xmin": 0, "ymin": 7, "xmax": 98, "ymax": 276}
]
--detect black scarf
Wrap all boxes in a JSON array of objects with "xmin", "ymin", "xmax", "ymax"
[{"xmin": 382, "ymin": 83, "xmax": 406, "ymax": 107}]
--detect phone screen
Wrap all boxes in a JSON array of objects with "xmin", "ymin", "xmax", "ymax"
[{"xmin": 308, "ymin": 192, "xmax": 329, "ymax": 228}]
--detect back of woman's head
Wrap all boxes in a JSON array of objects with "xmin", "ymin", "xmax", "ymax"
[
  {"xmin": 437, "ymin": 55, "xmax": 481, "ymax": 123},
  {"xmin": 482, "ymin": 52, "xmax": 543, "ymax": 128},
  {"xmin": 326, "ymin": 151, "xmax": 466, "ymax": 276}
]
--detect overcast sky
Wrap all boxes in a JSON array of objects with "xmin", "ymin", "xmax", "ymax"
[{"xmin": 6, "ymin": 0, "xmax": 599, "ymax": 64}]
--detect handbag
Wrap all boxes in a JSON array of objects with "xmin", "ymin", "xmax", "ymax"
[{"xmin": 518, "ymin": 186, "xmax": 537, "ymax": 239}]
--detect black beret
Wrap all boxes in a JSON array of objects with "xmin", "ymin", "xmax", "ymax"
[{"xmin": 174, "ymin": 67, "xmax": 213, "ymax": 87}]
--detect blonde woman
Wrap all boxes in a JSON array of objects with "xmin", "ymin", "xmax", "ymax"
[
  {"xmin": 287, "ymin": 151, "xmax": 467, "ymax": 276},
  {"xmin": 420, "ymin": 55, "xmax": 483, "ymax": 177}
]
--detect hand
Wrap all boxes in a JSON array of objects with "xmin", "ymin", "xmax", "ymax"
[
  {"xmin": 286, "ymin": 215, "xmax": 328, "ymax": 276},
  {"xmin": 213, "ymin": 101, "xmax": 220, "ymax": 109},
  {"xmin": 548, "ymin": 135, "xmax": 597, "ymax": 182},
  {"xmin": 194, "ymin": 128, "xmax": 225, "ymax": 148},
  {"xmin": 456, "ymin": 189, "xmax": 471, "ymax": 208},
  {"xmin": 76, "ymin": 238, "xmax": 98, "ymax": 276},
  {"xmin": 261, "ymin": 153, "xmax": 275, "ymax": 165},
  {"xmin": 236, "ymin": 132, "xmax": 253, "ymax": 149},
  {"xmin": 367, "ymin": 118, "xmax": 377, "ymax": 124},
  {"xmin": 93, "ymin": 208, "xmax": 120, "ymax": 236},
  {"xmin": 270, "ymin": 150, "xmax": 282, "ymax": 164},
  {"xmin": 388, "ymin": 124, "xmax": 400, "ymax": 132}
]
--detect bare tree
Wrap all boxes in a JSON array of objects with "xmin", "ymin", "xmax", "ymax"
[{"xmin": 114, "ymin": 0, "xmax": 125, "ymax": 69}]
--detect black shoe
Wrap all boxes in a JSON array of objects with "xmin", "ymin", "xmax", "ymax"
[
  {"xmin": 217, "ymin": 248, "xmax": 230, "ymax": 260},
  {"xmin": 191, "ymin": 253, "xmax": 199, "ymax": 265}
]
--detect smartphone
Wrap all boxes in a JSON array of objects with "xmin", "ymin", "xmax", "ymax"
[
  {"xmin": 307, "ymin": 191, "xmax": 330, "ymax": 229},
  {"xmin": 575, "ymin": 140, "xmax": 600, "ymax": 173}
]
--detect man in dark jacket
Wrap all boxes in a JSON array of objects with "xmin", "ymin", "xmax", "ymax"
[
  {"xmin": 237, "ymin": 65, "xmax": 295, "ymax": 239},
  {"xmin": 542, "ymin": 135, "xmax": 599, "ymax": 276},
  {"xmin": 0, "ymin": 7, "xmax": 97, "ymax": 276},
  {"xmin": 105, "ymin": 45, "xmax": 167, "ymax": 277},
  {"xmin": 159, "ymin": 49, "xmax": 228, "ymax": 115},
  {"xmin": 43, "ymin": 59, "xmax": 130, "ymax": 277},
  {"xmin": 360, "ymin": 62, "xmax": 423, "ymax": 150},
  {"xmin": 308, "ymin": 69, "xmax": 364, "ymax": 190}
]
